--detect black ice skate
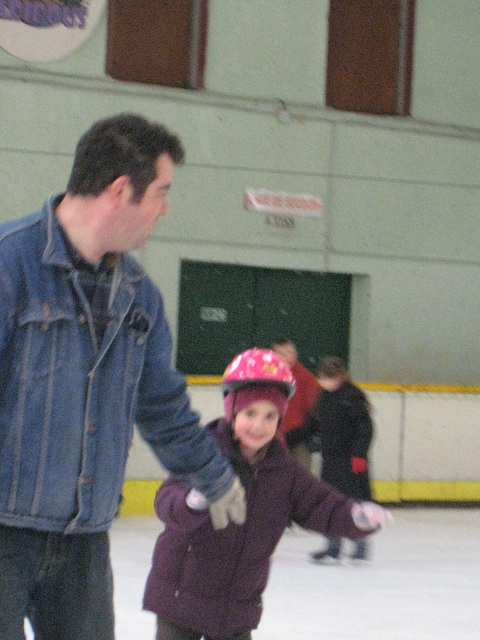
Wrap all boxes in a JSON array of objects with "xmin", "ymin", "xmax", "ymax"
[{"xmin": 309, "ymin": 549, "xmax": 340, "ymax": 564}]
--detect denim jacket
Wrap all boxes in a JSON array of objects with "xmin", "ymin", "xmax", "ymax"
[{"xmin": 0, "ymin": 197, "xmax": 233, "ymax": 534}]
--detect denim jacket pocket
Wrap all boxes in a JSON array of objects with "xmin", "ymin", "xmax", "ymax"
[
  {"xmin": 120, "ymin": 307, "xmax": 152, "ymax": 378},
  {"xmin": 15, "ymin": 303, "xmax": 76, "ymax": 379}
]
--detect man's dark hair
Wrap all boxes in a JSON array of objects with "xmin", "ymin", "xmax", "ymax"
[{"xmin": 66, "ymin": 113, "xmax": 185, "ymax": 202}]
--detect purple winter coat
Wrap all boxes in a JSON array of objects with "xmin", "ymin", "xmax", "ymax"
[{"xmin": 143, "ymin": 418, "xmax": 369, "ymax": 638}]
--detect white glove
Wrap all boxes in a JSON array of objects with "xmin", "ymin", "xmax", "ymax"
[
  {"xmin": 208, "ymin": 476, "xmax": 246, "ymax": 530},
  {"xmin": 186, "ymin": 488, "xmax": 209, "ymax": 510},
  {"xmin": 351, "ymin": 501, "xmax": 393, "ymax": 531}
]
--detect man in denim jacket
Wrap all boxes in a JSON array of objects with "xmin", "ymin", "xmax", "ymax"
[{"xmin": 0, "ymin": 114, "xmax": 245, "ymax": 640}]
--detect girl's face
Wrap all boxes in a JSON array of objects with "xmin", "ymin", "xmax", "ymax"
[
  {"xmin": 233, "ymin": 400, "xmax": 280, "ymax": 456},
  {"xmin": 317, "ymin": 375, "xmax": 344, "ymax": 391}
]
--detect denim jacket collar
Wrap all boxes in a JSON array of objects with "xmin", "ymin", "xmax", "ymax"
[{"xmin": 41, "ymin": 195, "xmax": 144, "ymax": 284}]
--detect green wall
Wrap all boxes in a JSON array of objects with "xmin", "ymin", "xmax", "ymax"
[{"xmin": 1, "ymin": 1, "xmax": 480, "ymax": 384}]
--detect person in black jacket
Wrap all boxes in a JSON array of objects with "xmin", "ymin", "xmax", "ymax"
[{"xmin": 285, "ymin": 356, "xmax": 374, "ymax": 562}]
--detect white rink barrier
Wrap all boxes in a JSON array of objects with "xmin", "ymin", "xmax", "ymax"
[{"xmin": 122, "ymin": 383, "xmax": 480, "ymax": 512}]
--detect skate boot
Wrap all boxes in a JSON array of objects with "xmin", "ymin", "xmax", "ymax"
[
  {"xmin": 310, "ymin": 536, "xmax": 341, "ymax": 563},
  {"xmin": 310, "ymin": 550, "xmax": 339, "ymax": 563},
  {"xmin": 350, "ymin": 540, "xmax": 369, "ymax": 563}
]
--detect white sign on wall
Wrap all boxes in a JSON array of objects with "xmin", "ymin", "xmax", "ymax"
[
  {"xmin": 245, "ymin": 188, "xmax": 323, "ymax": 217},
  {"xmin": 0, "ymin": 0, "xmax": 106, "ymax": 63}
]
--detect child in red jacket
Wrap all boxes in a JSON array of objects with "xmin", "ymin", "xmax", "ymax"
[{"xmin": 143, "ymin": 348, "xmax": 391, "ymax": 640}]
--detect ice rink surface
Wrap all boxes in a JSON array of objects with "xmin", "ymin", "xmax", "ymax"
[{"xmin": 109, "ymin": 507, "xmax": 480, "ymax": 640}]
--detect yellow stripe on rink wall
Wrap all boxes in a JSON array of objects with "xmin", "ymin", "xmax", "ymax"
[
  {"xmin": 119, "ymin": 479, "xmax": 163, "ymax": 516},
  {"xmin": 373, "ymin": 482, "xmax": 480, "ymax": 503},
  {"xmin": 186, "ymin": 377, "xmax": 480, "ymax": 394},
  {"xmin": 398, "ymin": 482, "xmax": 480, "ymax": 502},
  {"xmin": 372, "ymin": 482, "xmax": 401, "ymax": 503},
  {"xmin": 118, "ymin": 480, "xmax": 480, "ymax": 517}
]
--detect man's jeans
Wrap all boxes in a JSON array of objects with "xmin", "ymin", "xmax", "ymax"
[{"xmin": 0, "ymin": 525, "xmax": 115, "ymax": 640}]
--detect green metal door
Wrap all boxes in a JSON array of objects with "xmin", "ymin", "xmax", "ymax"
[
  {"xmin": 254, "ymin": 268, "xmax": 351, "ymax": 373},
  {"xmin": 176, "ymin": 262, "xmax": 255, "ymax": 375},
  {"xmin": 176, "ymin": 260, "xmax": 351, "ymax": 375}
]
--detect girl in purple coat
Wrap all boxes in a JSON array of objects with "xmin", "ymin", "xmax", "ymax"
[{"xmin": 143, "ymin": 348, "xmax": 391, "ymax": 640}]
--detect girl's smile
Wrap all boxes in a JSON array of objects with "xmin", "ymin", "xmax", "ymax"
[{"xmin": 233, "ymin": 400, "xmax": 280, "ymax": 461}]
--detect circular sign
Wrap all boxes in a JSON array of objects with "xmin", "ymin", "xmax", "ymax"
[{"xmin": 0, "ymin": 0, "xmax": 107, "ymax": 63}]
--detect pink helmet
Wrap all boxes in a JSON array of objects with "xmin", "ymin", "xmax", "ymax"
[{"xmin": 221, "ymin": 348, "xmax": 296, "ymax": 398}]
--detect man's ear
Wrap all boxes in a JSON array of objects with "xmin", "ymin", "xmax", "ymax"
[{"xmin": 108, "ymin": 175, "xmax": 130, "ymax": 202}]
